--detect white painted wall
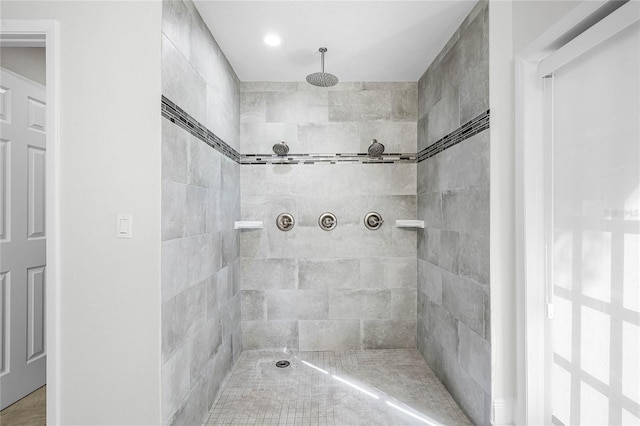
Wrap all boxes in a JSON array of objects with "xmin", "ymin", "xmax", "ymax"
[
  {"xmin": 0, "ymin": 47, "xmax": 46, "ymax": 85},
  {"xmin": 488, "ymin": 1, "xmax": 581, "ymax": 424},
  {"xmin": 512, "ymin": 1, "xmax": 581, "ymax": 53},
  {"xmin": 0, "ymin": 2, "xmax": 162, "ymax": 424}
]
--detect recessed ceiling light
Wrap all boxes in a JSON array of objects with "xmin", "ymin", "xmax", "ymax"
[{"xmin": 263, "ymin": 33, "xmax": 283, "ymax": 47}]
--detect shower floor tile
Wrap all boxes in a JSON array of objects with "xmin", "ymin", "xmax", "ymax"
[{"xmin": 204, "ymin": 349, "xmax": 472, "ymax": 426}]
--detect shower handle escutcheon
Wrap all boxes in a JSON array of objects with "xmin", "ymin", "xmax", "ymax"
[
  {"xmin": 364, "ymin": 212, "xmax": 384, "ymax": 230},
  {"xmin": 318, "ymin": 212, "xmax": 337, "ymax": 231},
  {"xmin": 276, "ymin": 213, "xmax": 295, "ymax": 231}
]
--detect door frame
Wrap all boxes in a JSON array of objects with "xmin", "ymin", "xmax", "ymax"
[
  {"xmin": 515, "ymin": 1, "xmax": 640, "ymax": 424},
  {"xmin": 0, "ymin": 20, "xmax": 59, "ymax": 424}
]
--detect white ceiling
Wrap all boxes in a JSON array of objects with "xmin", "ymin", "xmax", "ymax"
[{"xmin": 193, "ymin": 1, "xmax": 478, "ymax": 82}]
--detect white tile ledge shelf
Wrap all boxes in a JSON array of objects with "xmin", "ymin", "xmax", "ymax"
[
  {"xmin": 234, "ymin": 221, "xmax": 263, "ymax": 230},
  {"xmin": 395, "ymin": 220, "xmax": 425, "ymax": 229}
]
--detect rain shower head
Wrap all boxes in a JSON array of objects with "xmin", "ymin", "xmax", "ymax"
[
  {"xmin": 368, "ymin": 139, "xmax": 385, "ymax": 157},
  {"xmin": 306, "ymin": 47, "xmax": 339, "ymax": 87},
  {"xmin": 272, "ymin": 140, "xmax": 289, "ymax": 156}
]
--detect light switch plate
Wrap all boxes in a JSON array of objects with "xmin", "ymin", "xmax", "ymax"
[{"xmin": 117, "ymin": 214, "xmax": 132, "ymax": 239}]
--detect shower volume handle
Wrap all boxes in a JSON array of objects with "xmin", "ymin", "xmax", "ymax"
[
  {"xmin": 276, "ymin": 213, "xmax": 295, "ymax": 231},
  {"xmin": 318, "ymin": 212, "xmax": 337, "ymax": 231},
  {"xmin": 364, "ymin": 212, "xmax": 384, "ymax": 230}
]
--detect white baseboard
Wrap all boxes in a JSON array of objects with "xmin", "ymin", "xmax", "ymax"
[{"xmin": 492, "ymin": 398, "xmax": 514, "ymax": 425}]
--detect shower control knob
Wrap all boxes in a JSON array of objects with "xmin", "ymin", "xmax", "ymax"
[
  {"xmin": 364, "ymin": 212, "xmax": 384, "ymax": 230},
  {"xmin": 276, "ymin": 213, "xmax": 295, "ymax": 231},
  {"xmin": 318, "ymin": 212, "xmax": 337, "ymax": 231}
]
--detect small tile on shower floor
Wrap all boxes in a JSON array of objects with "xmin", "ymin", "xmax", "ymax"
[{"xmin": 203, "ymin": 349, "xmax": 472, "ymax": 426}]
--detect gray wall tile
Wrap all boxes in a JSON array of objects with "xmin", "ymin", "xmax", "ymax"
[
  {"xmin": 458, "ymin": 321, "xmax": 491, "ymax": 394},
  {"xmin": 162, "ymin": 0, "xmax": 192, "ymax": 61},
  {"xmin": 241, "ymin": 290, "xmax": 266, "ymax": 321},
  {"xmin": 240, "ymin": 122, "xmax": 298, "ymax": 153},
  {"xmin": 442, "ymin": 184, "xmax": 490, "ymax": 236},
  {"xmin": 241, "ymin": 258, "xmax": 297, "ymax": 290},
  {"xmin": 363, "ymin": 82, "xmax": 416, "ymax": 91},
  {"xmin": 221, "ymin": 293, "xmax": 242, "ymax": 339},
  {"xmin": 162, "ymin": 282, "xmax": 206, "ymax": 362},
  {"xmin": 162, "ymin": 118, "xmax": 188, "ymax": 183},
  {"xmin": 417, "ymin": 157, "xmax": 439, "ymax": 194},
  {"xmin": 416, "ymin": 3, "xmax": 490, "ymax": 424},
  {"xmin": 426, "ymin": 228, "xmax": 441, "ymax": 267},
  {"xmin": 359, "ymin": 121, "xmax": 417, "ymax": 153},
  {"xmin": 459, "ymin": 232, "xmax": 490, "ymax": 286},
  {"xmin": 299, "ymin": 258, "xmax": 360, "ymax": 290},
  {"xmin": 391, "ymin": 89, "xmax": 418, "ymax": 121},
  {"xmin": 362, "ymin": 320, "xmax": 416, "ymax": 349},
  {"xmin": 266, "ymin": 289, "xmax": 329, "ymax": 320},
  {"xmin": 242, "ymin": 321, "xmax": 299, "ymax": 350},
  {"xmin": 298, "ymin": 122, "xmax": 360, "ymax": 153},
  {"xmin": 447, "ymin": 131, "xmax": 490, "ymax": 189},
  {"xmin": 267, "ymin": 91, "xmax": 329, "ymax": 123},
  {"xmin": 418, "ymin": 259, "xmax": 442, "ymax": 305},
  {"xmin": 440, "ymin": 230, "xmax": 460, "ymax": 274},
  {"xmin": 161, "ymin": 344, "xmax": 190, "ymax": 423},
  {"xmin": 460, "ymin": 60, "xmax": 489, "ymax": 123},
  {"xmin": 299, "ymin": 320, "xmax": 360, "ymax": 351},
  {"xmin": 329, "ymin": 289, "xmax": 390, "ymax": 320},
  {"xmin": 417, "ymin": 115, "xmax": 429, "ymax": 151},
  {"xmin": 162, "ymin": 35, "xmax": 206, "ymax": 125},
  {"xmin": 240, "ymin": 92, "xmax": 267, "ymax": 123},
  {"xmin": 168, "ymin": 376, "xmax": 209, "ymax": 426},
  {"xmin": 188, "ymin": 136, "xmax": 221, "ymax": 189},
  {"xmin": 441, "ymin": 271, "xmax": 484, "ymax": 336},
  {"xmin": 239, "ymin": 82, "xmax": 418, "ymax": 353},
  {"xmin": 360, "ymin": 257, "xmax": 416, "ymax": 289},
  {"xmin": 484, "ymin": 290, "xmax": 491, "ymax": 342},
  {"xmin": 185, "ymin": 185, "xmax": 206, "ymax": 237},
  {"xmin": 241, "ymin": 82, "xmax": 298, "ymax": 92},
  {"xmin": 328, "ymin": 90, "xmax": 391, "ymax": 122},
  {"xmin": 425, "ymin": 299, "xmax": 458, "ymax": 356},
  {"xmin": 221, "ymin": 157, "xmax": 241, "ymax": 195},
  {"xmin": 390, "ymin": 288, "xmax": 417, "ymax": 319},
  {"xmin": 426, "ymin": 86, "xmax": 460, "ymax": 147},
  {"xmin": 161, "ymin": 1, "xmax": 241, "ymax": 422},
  {"xmin": 419, "ymin": 192, "xmax": 444, "ymax": 229},
  {"xmin": 418, "ymin": 67, "xmax": 442, "ymax": 120},
  {"xmin": 162, "ymin": 181, "xmax": 187, "ymax": 241}
]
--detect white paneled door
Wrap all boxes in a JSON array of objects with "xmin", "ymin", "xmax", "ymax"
[{"xmin": 0, "ymin": 68, "xmax": 46, "ymax": 410}]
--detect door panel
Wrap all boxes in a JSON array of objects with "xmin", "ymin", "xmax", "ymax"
[
  {"xmin": 0, "ymin": 272, "xmax": 7, "ymax": 375},
  {"xmin": 548, "ymin": 20, "xmax": 640, "ymax": 426},
  {"xmin": 0, "ymin": 68, "xmax": 46, "ymax": 410},
  {"xmin": 0, "ymin": 86, "xmax": 10, "ymax": 123},
  {"xmin": 0, "ymin": 139, "xmax": 8, "ymax": 241},
  {"xmin": 27, "ymin": 146, "xmax": 45, "ymax": 239},
  {"xmin": 27, "ymin": 97, "xmax": 45, "ymax": 133},
  {"xmin": 26, "ymin": 266, "xmax": 45, "ymax": 362}
]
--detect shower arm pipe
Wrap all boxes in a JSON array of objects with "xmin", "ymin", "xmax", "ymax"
[{"xmin": 320, "ymin": 48, "xmax": 326, "ymax": 73}]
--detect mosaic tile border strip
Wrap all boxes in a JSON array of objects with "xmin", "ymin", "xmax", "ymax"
[
  {"xmin": 162, "ymin": 96, "xmax": 489, "ymax": 165},
  {"xmin": 417, "ymin": 110, "xmax": 490, "ymax": 163},
  {"xmin": 240, "ymin": 152, "xmax": 417, "ymax": 165},
  {"xmin": 161, "ymin": 95, "xmax": 241, "ymax": 163}
]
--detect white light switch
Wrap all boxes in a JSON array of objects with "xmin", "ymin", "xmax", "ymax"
[{"xmin": 117, "ymin": 214, "xmax": 132, "ymax": 239}]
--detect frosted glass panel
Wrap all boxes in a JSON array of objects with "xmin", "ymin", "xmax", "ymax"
[{"xmin": 550, "ymin": 21, "xmax": 640, "ymax": 425}]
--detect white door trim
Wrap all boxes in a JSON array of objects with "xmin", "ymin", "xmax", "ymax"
[
  {"xmin": 0, "ymin": 19, "xmax": 59, "ymax": 425},
  {"xmin": 538, "ymin": 1, "xmax": 640, "ymax": 78},
  {"xmin": 515, "ymin": 1, "xmax": 640, "ymax": 424}
]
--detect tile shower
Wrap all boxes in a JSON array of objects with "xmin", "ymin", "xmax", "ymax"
[{"xmin": 160, "ymin": 0, "xmax": 490, "ymax": 425}]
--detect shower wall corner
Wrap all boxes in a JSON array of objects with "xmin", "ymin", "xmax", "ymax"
[
  {"xmin": 160, "ymin": 0, "xmax": 242, "ymax": 425},
  {"xmin": 416, "ymin": 1, "xmax": 491, "ymax": 425}
]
